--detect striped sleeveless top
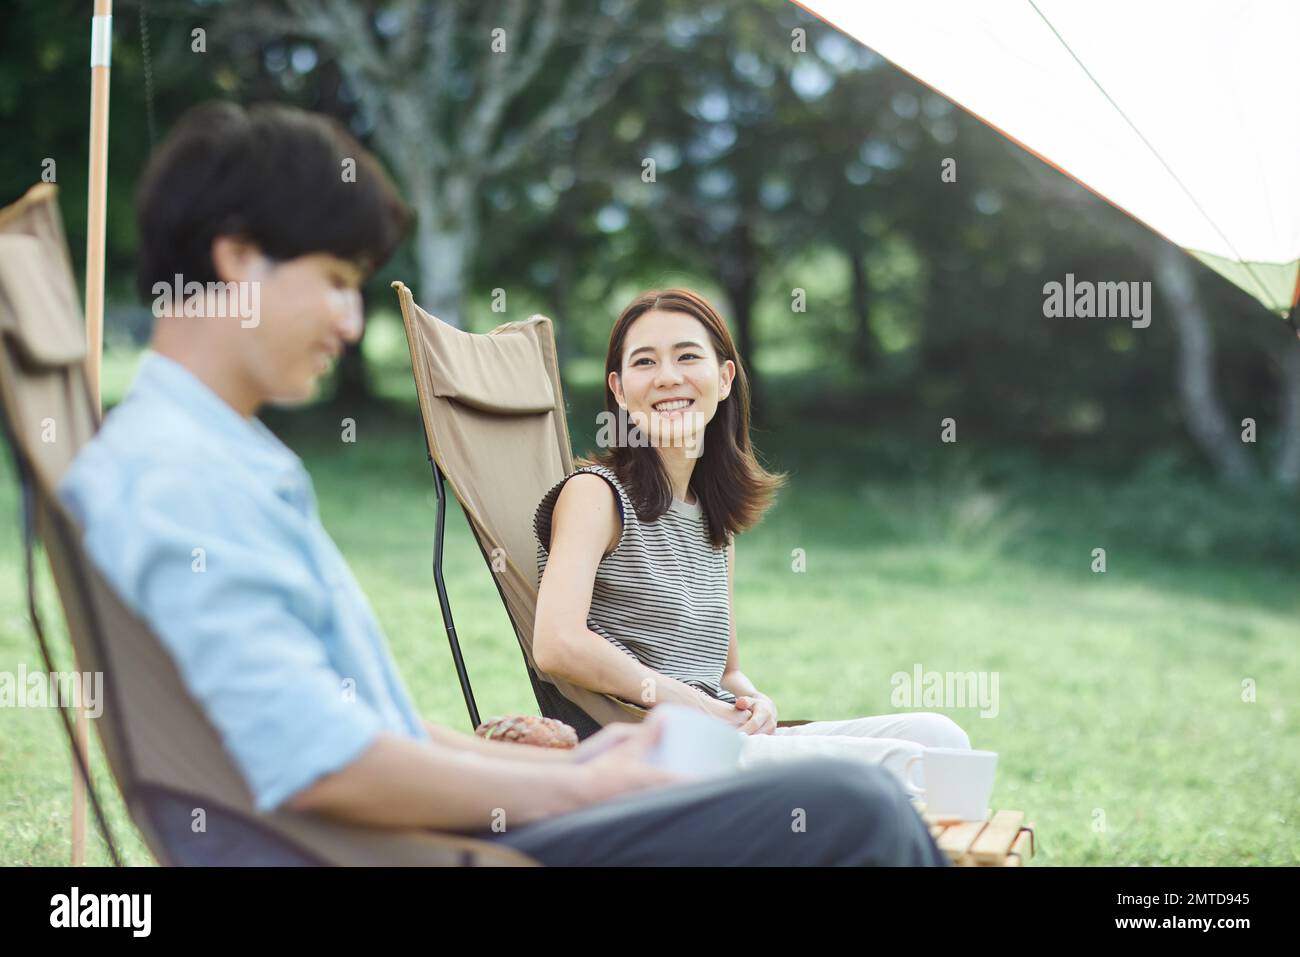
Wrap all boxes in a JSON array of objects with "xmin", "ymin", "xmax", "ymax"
[{"xmin": 533, "ymin": 463, "xmax": 736, "ymax": 703}]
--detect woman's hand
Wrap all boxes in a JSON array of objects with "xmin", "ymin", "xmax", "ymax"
[
  {"xmin": 697, "ymin": 692, "xmax": 752, "ymax": 727},
  {"xmin": 690, "ymin": 690, "xmax": 753, "ymax": 727},
  {"xmin": 660, "ymin": 682, "xmax": 751, "ymax": 726},
  {"xmin": 733, "ymin": 693, "xmax": 778, "ymax": 735}
]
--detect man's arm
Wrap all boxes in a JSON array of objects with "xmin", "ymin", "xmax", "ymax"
[
  {"xmin": 291, "ymin": 719, "xmax": 684, "ymax": 830},
  {"xmin": 287, "ymin": 733, "xmax": 578, "ymax": 829}
]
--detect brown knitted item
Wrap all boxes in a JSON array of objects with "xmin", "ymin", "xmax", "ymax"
[{"xmin": 475, "ymin": 714, "xmax": 579, "ymax": 749}]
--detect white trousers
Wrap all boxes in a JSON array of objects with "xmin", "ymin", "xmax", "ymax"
[{"xmin": 737, "ymin": 712, "xmax": 972, "ymax": 795}]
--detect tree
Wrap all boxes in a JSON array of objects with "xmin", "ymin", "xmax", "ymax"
[
  {"xmin": 1153, "ymin": 242, "xmax": 1259, "ymax": 483},
  {"xmin": 225, "ymin": 0, "xmax": 664, "ymax": 327},
  {"xmin": 606, "ymin": 1, "xmax": 823, "ymax": 406},
  {"xmin": 1270, "ymin": 331, "xmax": 1300, "ymax": 488}
]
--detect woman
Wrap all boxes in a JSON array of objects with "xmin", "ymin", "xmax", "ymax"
[{"xmin": 532, "ymin": 288, "xmax": 971, "ymax": 792}]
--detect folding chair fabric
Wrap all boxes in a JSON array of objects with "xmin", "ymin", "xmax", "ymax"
[{"xmin": 392, "ymin": 281, "xmax": 647, "ymax": 733}]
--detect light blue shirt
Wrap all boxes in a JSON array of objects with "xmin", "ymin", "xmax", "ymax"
[{"xmin": 58, "ymin": 351, "xmax": 430, "ymax": 811}]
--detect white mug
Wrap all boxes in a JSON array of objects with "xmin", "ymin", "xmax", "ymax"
[
  {"xmin": 644, "ymin": 703, "xmax": 742, "ymax": 778},
  {"xmin": 903, "ymin": 747, "xmax": 997, "ymax": 820}
]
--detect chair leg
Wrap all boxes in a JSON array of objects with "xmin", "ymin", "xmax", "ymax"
[{"xmin": 429, "ymin": 458, "xmax": 480, "ymax": 731}]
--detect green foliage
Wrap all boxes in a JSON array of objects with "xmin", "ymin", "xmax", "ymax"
[{"xmin": 4, "ymin": 0, "xmax": 1292, "ymax": 477}]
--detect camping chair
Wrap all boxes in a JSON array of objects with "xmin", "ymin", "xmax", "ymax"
[
  {"xmin": 0, "ymin": 184, "xmax": 531, "ymax": 866},
  {"xmin": 392, "ymin": 281, "xmax": 648, "ymax": 739},
  {"xmin": 392, "ymin": 282, "xmax": 816, "ymax": 738}
]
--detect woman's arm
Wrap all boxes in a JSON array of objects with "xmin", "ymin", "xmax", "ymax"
[
  {"xmin": 720, "ymin": 541, "xmax": 756, "ymax": 697},
  {"xmin": 719, "ymin": 539, "xmax": 779, "ymax": 734},
  {"xmin": 533, "ymin": 475, "xmax": 745, "ymax": 721}
]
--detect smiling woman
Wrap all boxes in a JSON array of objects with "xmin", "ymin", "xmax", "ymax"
[
  {"xmin": 532, "ymin": 287, "xmax": 977, "ymax": 796},
  {"xmin": 532, "ymin": 288, "xmax": 781, "ymax": 707}
]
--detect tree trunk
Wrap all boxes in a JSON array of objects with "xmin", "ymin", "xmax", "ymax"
[
  {"xmin": 1154, "ymin": 244, "xmax": 1259, "ymax": 483},
  {"xmin": 1273, "ymin": 332, "xmax": 1300, "ymax": 488},
  {"xmin": 552, "ymin": 245, "xmax": 576, "ymax": 367},
  {"xmin": 414, "ymin": 222, "xmax": 474, "ymax": 327},
  {"xmin": 848, "ymin": 241, "xmax": 875, "ymax": 366},
  {"xmin": 393, "ymin": 155, "xmax": 476, "ymax": 327},
  {"xmin": 725, "ymin": 220, "xmax": 760, "ymax": 417}
]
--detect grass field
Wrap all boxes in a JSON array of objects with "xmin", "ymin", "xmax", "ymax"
[{"xmin": 1, "ymin": 341, "xmax": 1296, "ymax": 866}]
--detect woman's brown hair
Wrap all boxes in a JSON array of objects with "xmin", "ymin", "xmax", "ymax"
[{"xmin": 581, "ymin": 288, "xmax": 786, "ymax": 549}]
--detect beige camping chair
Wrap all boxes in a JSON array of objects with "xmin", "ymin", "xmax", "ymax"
[
  {"xmin": 0, "ymin": 184, "xmax": 532, "ymax": 866},
  {"xmin": 392, "ymin": 281, "xmax": 648, "ymax": 738},
  {"xmin": 392, "ymin": 282, "xmax": 812, "ymax": 737}
]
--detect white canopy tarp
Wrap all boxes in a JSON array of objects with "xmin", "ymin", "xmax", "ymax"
[{"xmin": 795, "ymin": 0, "xmax": 1300, "ymax": 317}]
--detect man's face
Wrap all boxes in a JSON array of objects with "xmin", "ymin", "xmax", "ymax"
[{"xmin": 238, "ymin": 250, "xmax": 366, "ymax": 406}]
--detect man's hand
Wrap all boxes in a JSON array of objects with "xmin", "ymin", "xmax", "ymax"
[
  {"xmin": 569, "ymin": 720, "xmax": 652, "ymax": 763},
  {"xmin": 733, "ymin": 693, "xmax": 778, "ymax": 735},
  {"xmin": 570, "ymin": 714, "xmax": 684, "ymax": 805}
]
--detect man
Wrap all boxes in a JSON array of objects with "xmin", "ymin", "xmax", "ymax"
[{"xmin": 59, "ymin": 101, "xmax": 948, "ymax": 866}]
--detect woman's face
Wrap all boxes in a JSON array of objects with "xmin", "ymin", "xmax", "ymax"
[{"xmin": 609, "ymin": 309, "xmax": 735, "ymax": 454}]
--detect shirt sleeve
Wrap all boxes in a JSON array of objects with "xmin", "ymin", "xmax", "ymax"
[{"xmin": 70, "ymin": 464, "xmax": 385, "ymax": 812}]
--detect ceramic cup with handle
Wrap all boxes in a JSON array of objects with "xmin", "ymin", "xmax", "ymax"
[{"xmin": 902, "ymin": 746, "xmax": 998, "ymax": 820}]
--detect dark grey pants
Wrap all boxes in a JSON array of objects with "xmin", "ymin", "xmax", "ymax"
[{"xmin": 485, "ymin": 757, "xmax": 950, "ymax": 866}]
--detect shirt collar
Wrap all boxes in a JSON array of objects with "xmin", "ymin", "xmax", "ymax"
[{"xmin": 126, "ymin": 350, "xmax": 306, "ymax": 493}]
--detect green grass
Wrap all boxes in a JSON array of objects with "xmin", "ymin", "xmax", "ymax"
[{"xmin": 0, "ymin": 345, "xmax": 1296, "ymax": 865}]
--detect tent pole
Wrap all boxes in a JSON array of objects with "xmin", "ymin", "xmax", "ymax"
[
  {"xmin": 74, "ymin": 0, "xmax": 113, "ymax": 867},
  {"xmin": 86, "ymin": 0, "xmax": 110, "ymax": 407}
]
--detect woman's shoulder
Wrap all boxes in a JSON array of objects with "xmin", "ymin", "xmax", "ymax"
[
  {"xmin": 557, "ymin": 467, "xmax": 626, "ymax": 515},
  {"xmin": 559, "ymin": 462, "xmax": 632, "ymax": 507},
  {"xmin": 533, "ymin": 462, "xmax": 635, "ymax": 557},
  {"xmin": 569, "ymin": 461, "xmax": 620, "ymax": 483}
]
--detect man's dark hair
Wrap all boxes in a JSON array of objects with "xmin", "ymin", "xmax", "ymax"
[{"xmin": 135, "ymin": 100, "xmax": 412, "ymax": 299}]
